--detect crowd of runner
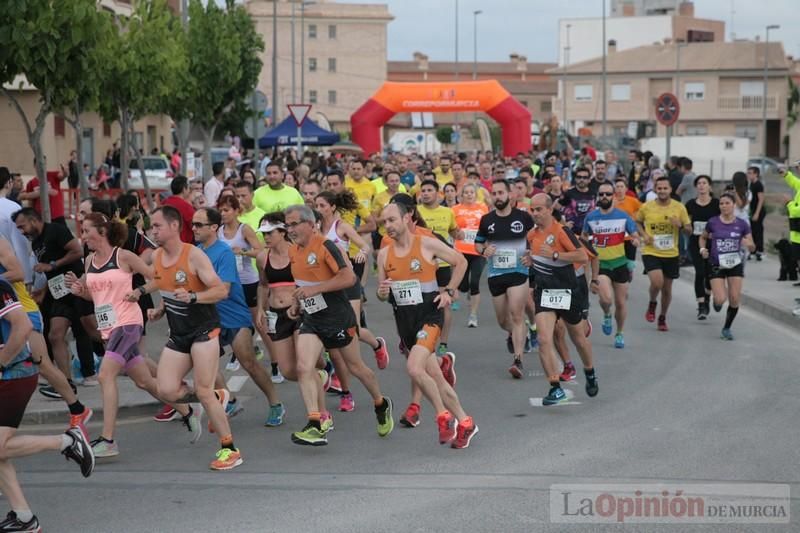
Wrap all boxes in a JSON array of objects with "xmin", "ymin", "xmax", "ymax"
[{"xmin": 1, "ymin": 148, "xmax": 795, "ymax": 532}]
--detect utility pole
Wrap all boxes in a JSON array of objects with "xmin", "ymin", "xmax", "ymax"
[
  {"xmin": 291, "ymin": 1, "xmax": 296, "ymax": 103},
  {"xmin": 271, "ymin": 0, "xmax": 278, "ymax": 128},
  {"xmin": 763, "ymin": 25, "xmax": 779, "ymax": 158},
  {"xmin": 180, "ymin": 0, "xmax": 189, "ymax": 175},
  {"xmin": 601, "ymin": 0, "xmax": 607, "ymax": 139},
  {"xmin": 562, "ymin": 23, "xmax": 571, "ymax": 136},
  {"xmin": 454, "ymin": 0, "xmax": 460, "ymax": 152},
  {"xmin": 472, "ymin": 10, "xmax": 481, "ymax": 80}
]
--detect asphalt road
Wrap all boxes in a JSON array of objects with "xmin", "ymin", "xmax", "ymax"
[{"xmin": 8, "ymin": 272, "xmax": 800, "ymax": 533}]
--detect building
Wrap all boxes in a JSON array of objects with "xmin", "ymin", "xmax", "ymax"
[
  {"xmin": 557, "ymin": 1, "xmax": 723, "ymax": 66},
  {"xmin": 246, "ymin": 0, "xmax": 392, "ymax": 132},
  {"xmin": 549, "ymin": 40, "xmax": 790, "ymax": 158}
]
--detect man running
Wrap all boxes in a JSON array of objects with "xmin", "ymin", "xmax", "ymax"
[
  {"xmin": 556, "ymin": 166, "xmax": 595, "ymax": 232},
  {"xmin": 582, "ymin": 182, "xmax": 640, "ymax": 348},
  {"xmin": 128, "ymin": 206, "xmax": 240, "ymax": 470},
  {"xmin": 474, "ymin": 180, "xmax": 534, "ymax": 378},
  {"xmin": 377, "ymin": 202, "xmax": 478, "ymax": 448},
  {"xmin": 284, "ymin": 204, "xmax": 393, "ymax": 446},
  {"xmin": 636, "ymin": 176, "xmax": 691, "ymax": 331},
  {"xmin": 253, "ymin": 162, "xmax": 304, "ymax": 214}
]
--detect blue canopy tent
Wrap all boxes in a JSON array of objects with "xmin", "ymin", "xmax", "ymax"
[{"xmin": 258, "ymin": 116, "xmax": 340, "ymax": 148}]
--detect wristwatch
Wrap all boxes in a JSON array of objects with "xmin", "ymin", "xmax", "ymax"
[
  {"xmin": 444, "ymin": 288, "xmax": 455, "ymax": 297},
  {"xmin": 552, "ymin": 251, "xmax": 560, "ymax": 261},
  {"xmin": 189, "ymin": 291, "xmax": 198, "ymax": 303},
  {"xmin": 137, "ymin": 286, "xmax": 147, "ymax": 296},
  {"xmin": 49, "ymin": 260, "xmax": 57, "ymax": 269}
]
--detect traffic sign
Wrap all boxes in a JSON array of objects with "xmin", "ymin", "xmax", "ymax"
[
  {"xmin": 655, "ymin": 93, "xmax": 680, "ymax": 127},
  {"xmin": 244, "ymin": 118, "xmax": 268, "ymax": 139},
  {"xmin": 287, "ymin": 104, "xmax": 312, "ymax": 126},
  {"xmin": 248, "ymin": 90, "xmax": 268, "ymax": 113}
]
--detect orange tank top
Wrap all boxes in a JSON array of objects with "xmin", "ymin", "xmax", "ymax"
[
  {"xmin": 385, "ymin": 235, "xmax": 438, "ymax": 289},
  {"xmin": 153, "ymin": 243, "xmax": 208, "ymax": 293}
]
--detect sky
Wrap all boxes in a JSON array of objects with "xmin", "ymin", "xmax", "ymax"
[{"xmin": 339, "ymin": 0, "xmax": 800, "ymax": 63}]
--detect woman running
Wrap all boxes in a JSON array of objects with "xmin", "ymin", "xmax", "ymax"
[
  {"xmin": 685, "ymin": 175, "xmax": 720, "ymax": 320},
  {"xmin": 451, "ymin": 183, "xmax": 489, "ymax": 327},
  {"xmin": 731, "ymin": 171, "xmax": 751, "ymax": 225},
  {"xmin": 315, "ymin": 190, "xmax": 390, "ymax": 412},
  {"xmin": 699, "ymin": 192, "xmax": 755, "ymax": 340},
  {"xmin": 441, "ymin": 182, "xmax": 458, "ymax": 208}
]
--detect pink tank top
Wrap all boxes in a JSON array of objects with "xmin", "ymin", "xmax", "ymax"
[{"xmin": 85, "ymin": 247, "xmax": 143, "ymax": 338}]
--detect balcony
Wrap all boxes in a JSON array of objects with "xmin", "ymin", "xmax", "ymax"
[{"xmin": 718, "ymin": 95, "xmax": 778, "ymax": 112}]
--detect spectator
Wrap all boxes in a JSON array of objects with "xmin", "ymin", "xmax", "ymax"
[
  {"xmin": 747, "ymin": 166, "xmax": 766, "ymax": 260},
  {"xmin": 67, "ymin": 150, "xmax": 80, "ymax": 189},
  {"xmin": 204, "ymin": 161, "xmax": 225, "ymax": 207},
  {"xmin": 676, "ymin": 157, "xmax": 697, "ymax": 204},
  {"xmin": 162, "ymin": 175, "xmax": 196, "ymax": 243},
  {"xmin": 18, "ymin": 158, "xmax": 67, "ymax": 226}
]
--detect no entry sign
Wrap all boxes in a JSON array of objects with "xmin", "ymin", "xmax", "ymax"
[{"xmin": 655, "ymin": 92, "xmax": 680, "ymax": 127}]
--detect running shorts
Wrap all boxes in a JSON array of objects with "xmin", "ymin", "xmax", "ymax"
[
  {"xmin": 599, "ymin": 264, "xmax": 630, "ymax": 285},
  {"xmin": 488, "ymin": 273, "xmax": 529, "ymax": 297},
  {"xmin": 166, "ymin": 327, "xmax": 221, "ymax": 354},
  {"xmin": 533, "ymin": 286, "xmax": 584, "ymax": 325},
  {"xmin": 642, "ymin": 254, "xmax": 680, "ymax": 280},
  {"xmin": 709, "ymin": 263, "xmax": 744, "ymax": 279},
  {"xmin": 267, "ymin": 307, "xmax": 299, "ymax": 342},
  {"xmin": 242, "ymin": 282, "xmax": 259, "ymax": 308},
  {"xmin": 105, "ymin": 325, "xmax": 144, "ymax": 371},
  {"xmin": 0, "ymin": 375, "xmax": 38, "ymax": 428},
  {"xmin": 435, "ymin": 266, "xmax": 452, "ymax": 288}
]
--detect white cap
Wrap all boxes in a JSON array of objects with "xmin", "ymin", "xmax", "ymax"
[{"xmin": 257, "ymin": 221, "xmax": 285, "ymax": 233}]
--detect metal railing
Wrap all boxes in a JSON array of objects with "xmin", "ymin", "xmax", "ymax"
[{"xmin": 717, "ymin": 95, "xmax": 778, "ymax": 111}]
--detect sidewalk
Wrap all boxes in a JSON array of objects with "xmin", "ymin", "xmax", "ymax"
[{"xmin": 678, "ymin": 253, "xmax": 800, "ymax": 328}]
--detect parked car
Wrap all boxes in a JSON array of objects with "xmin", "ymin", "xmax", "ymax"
[
  {"xmin": 127, "ymin": 156, "xmax": 173, "ymax": 190},
  {"xmin": 747, "ymin": 156, "xmax": 783, "ymax": 175}
]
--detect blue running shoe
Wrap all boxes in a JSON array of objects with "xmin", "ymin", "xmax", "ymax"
[
  {"xmin": 721, "ymin": 328, "xmax": 734, "ymax": 341},
  {"xmin": 265, "ymin": 403, "xmax": 286, "ymax": 427},
  {"xmin": 585, "ymin": 369, "xmax": 599, "ymax": 397},
  {"xmin": 528, "ymin": 327, "xmax": 538, "ymax": 349},
  {"xmin": 602, "ymin": 314, "xmax": 613, "ymax": 336},
  {"xmin": 614, "ymin": 333, "xmax": 625, "ymax": 349},
  {"xmin": 542, "ymin": 386, "xmax": 569, "ymax": 406},
  {"xmin": 450, "ymin": 300, "xmax": 460, "ymax": 311}
]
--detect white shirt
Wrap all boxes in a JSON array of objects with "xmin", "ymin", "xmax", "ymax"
[
  {"xmin": 204, "ymin": 177, "xmax": 224, "ymax": 207},
  {"xmin": 0, "ymin": 197, "xmax": 33, "ymax": 284}
]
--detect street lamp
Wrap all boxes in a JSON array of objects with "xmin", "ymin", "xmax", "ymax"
[
  {"xmin": 271, "ymin": 0, "xmax": 278, "ymax": 124},
  {"xmin": 291, "ymin": 1, "xmax": 296, "ymax": 103},
  {"xmin": 472, "ymin": 10, "xmax": 482, "ymax": 81},
  {"xmin": 763, "ymin": 24, "xmax": 779, "ymax": 159},
  {"xmin": 601, "ymin": 0, "xmax": 607, "ymax": 139},
  {"xmin": 562, "ymin": 23, "xmax": 571, "ymax": 135},
  {"xmin": 301, "ymin": 2, "xmax": 315, "ymax": 104},
  {"xmin": 454, "ymin": 0, "xmax": 460, "ymax": 150}
]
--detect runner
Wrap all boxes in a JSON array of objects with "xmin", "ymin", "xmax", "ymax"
[
  {"xmin": 284, "ymin": 204, "xmax": 393, "ymax": 446},
  {"xmin": 253, "ymin": 162, "xmax": 304, "ymax": 214},
  {"xmin": 636, "ymin": 176, "xmax": 691, "ymax": 331},
  {"xmin": 474, "ymin": 180, "xmax": 534, "ymax": 378},
  {"xmin": 699, "ymin": 192, "xmax": 755, "ymax": 340},
  {"xmin": 525, "ymin": 193, "xmax": 598, "ymax": 405},
  {"xmin": 452, "ymin": 183, "xmax": 489, "ymax": 327},
  {"xmin": 685, "ymin": 175, "xmax": 720, "ymax": 320},
  {"xmin": 582, "ymin": 182, "xmax": 640, "ymax": 348},
  {"xmin": 377, "ymin": 201, "xmax": 478, "ymax": 448},
  {"xmin": 556, "ymin": 166, "xmax": 595, "ymax": 232},
  {"xmin": 128, "ymin": 206, "xmax": 240, "ymax": 470},
  {"xmin": 612, "ymin": 177, "xmax": 642, "ymax": 276},
  {"xmin": 0, "ymin": 276, "xmax": 94, "ymax": 533},
  {"xmin": 66, "ymin": 213, "xmax": 188, "ymax": 457}
]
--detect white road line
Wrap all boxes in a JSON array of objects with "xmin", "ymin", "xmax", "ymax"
[{"xmin": 227, "ymin": 375, "xmax": 250, "ymax": 393}]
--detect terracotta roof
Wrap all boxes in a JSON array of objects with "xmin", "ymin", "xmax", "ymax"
[
  {"xmin": 388, "ymin": 60, "xmax": 556, "ymax": 75},
  {"xmin": 548, "ymin": 41, "xmax": 789, "ymax": 75}
]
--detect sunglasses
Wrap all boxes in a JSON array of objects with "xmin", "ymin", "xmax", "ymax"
[
  {"xmin": 191, "ymin": 222, "xmax": 213, "ymax": 228},
  {"xmin": 597, "ymin": 192, "xmax": 614, "ymax": 197}
]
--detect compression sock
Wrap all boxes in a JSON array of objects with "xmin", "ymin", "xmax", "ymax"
[
  {"xmin": 724, "ymin": 306, "xmax": 739, "ymax": 329},
  {"xmin": 220, "ymin": 435, "xmax": 237, "ymax": 451},
  {"xmin": 68, "ymin": 400, "xmax": 86, "ymax": 415}
]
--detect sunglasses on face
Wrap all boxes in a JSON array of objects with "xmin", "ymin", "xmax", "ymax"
[{"xmin": 597, "ymin": 192, "xmax": 613, "ymax": 197}]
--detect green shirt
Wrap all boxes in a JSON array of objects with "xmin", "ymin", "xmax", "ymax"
[{"xmin": 253, "ymin": 185, "xmax": 304, "ymax": 214}]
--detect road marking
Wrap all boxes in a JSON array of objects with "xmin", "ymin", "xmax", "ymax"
[
  {"xmin": 529, "ymin": 389, "xmax": 580, "ymax": 407},
  {"xmin": 227, "ymin": 375, "xmax": 250, "ymax": 393}
]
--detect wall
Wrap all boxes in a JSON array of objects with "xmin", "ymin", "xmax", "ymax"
[{"xmin": 557, "ymin": 16, "xmax": 673, "ymax": 66}]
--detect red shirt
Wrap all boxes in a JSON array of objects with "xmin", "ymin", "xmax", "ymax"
[
  {"xmin": 162, "ymin": 195, "xmax": 196, "ymax": 243},
  {"xmin": 25, "ymin": 172, "xmax": 64, "ymax": 220}
]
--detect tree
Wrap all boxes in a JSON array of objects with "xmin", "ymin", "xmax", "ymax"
[
  {"xmin": 99, "ymin": 0, "xmax": 186, "ymax": 206},
  {"xmin": 0, "ymin": 0, "xmax": 110, "ymax": 220},
  {"xmin": 183, "ymin": 0, "xmax": 264, "ymax": 181}
]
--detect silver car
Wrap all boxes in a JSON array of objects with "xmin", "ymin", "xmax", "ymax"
[{"xmin": 127, "ymin": 156, "xmax": 173, "ymax": 190}]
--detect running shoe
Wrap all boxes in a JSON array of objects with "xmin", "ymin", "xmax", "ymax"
[
  {"xmin": 505, "ymin": 334, "xmax": 514, "ymax": 354},
  {"xmin": 328, "ymin": 373, "xmax": 343, "ymax": 394},
  {"xmin": 69, "ymin": 407, "xmax": 93, "ymax": 440},
  {"xmin": 375, "ymin": 397, "xmax": 394, "ymax": 437},
  {"xmin": 210, "ymin": 448, "xmax": 243, "ymax": 471},
  {"xmin": 614, "ymin": 333, "xmax": 625, "ymax": 349},
  {"xmin": 81, "ymin": 375, "xmax": 99, "ymax": 387},
  {"xmin": 645, "ymin": 301, "xmax": 657, "ymax": 322},
  {"xmin": 450, "ymin": 300, "xmax": 460, "ymax": 311},
  {"xmin": 90, "ymin": 437, "xmax": 119, "ymax": 458},
  {"xmin": 697, "ymin": 304, "xmax": 708, "ymax": 321},
  {"xmin": 398, "ymin": 339, "xmax": 408, "ymax": 356},
  {"xmin": 467, "ymin": 313, "xmax": 478, "ymax": 328},
  {"xmin": 437, "ymin": 411, "xmax": 456, "ymax": 444},
  {"xmin": 39, "ymin": 384, "xmax": 70, "ymax": 400},
  {"xmin": 320, "ymin": 412, "xmax": 334, "ymax": 433},
  {"xmin": 542, "ymin": 386, "xmax": 569, "ymax": 406},
  {"xmin": 524, "ymin": 334, "xmax": 531, "ymax": 353},
  {"xmin": 291, "ymin": 422, "xmax": 328, "ymax": 446},
  {"xmin": 657, "ymin": 315, "xmax": 669, "ymax": 332},
  {"xmin": 0, "ymin": 511, "xmax": 41, "ymax": 533},
  {"xmin": 559, "ymin": 362, "xmax": 577, "ymax": 382},
  {"xmin": 528, "ymin": 326, "xmax": 539, "ymax": 349},
  {"xmin": 61, "ymin": 427, "xmax": 95, "ymax": 478},
  {"xmin": 508, "ymin": 358, "xmax": 523, "ymax": 379},
  {"xmin": 271, "ymin": 364, "xmax": 285, "ymax": 384},
  {"xmin": 339, "ymin": 392, "xmax": 355, "ymax": 412},
  {"xmin": 584, "ymin": 318, "xmax": 592, "ymax": 337},
  {"xmin": 602, "ymin": 314, "xmax": 613, "ymax": 336},
  {"xmin": 225, "ymin": 354, "xmax": 240, "ymax": 372},
  {"xmin": 374, "ymin": 337, "xmax": 390, "ymax": 370},
  {"xmin": 318, "ymin": 369, "xmax": 331, "ymax": 392},
  {"xmin": 265, "ymin": 403, "xmax": 286, "ymax": 427},
  {"xmin": 400, "ymin": 403, "xmax": 421, "ymax": 428},
  {"xmin": 721, "ymin": 328, "xmax": 735, "ymax": 341},
  {"xmin": 154, "ymin": 404, "xmax": 180, "ymax": 422},
  {"xmin": 183, "ymin": 405, "xmax": 203, "ymax": 444},
  {"xmin": 451, "ymin": 417, "xmax": 479, "ymax": 449},
  {"xmin": 209, "ymin": 389, "xmax": 231, "ymax": 433},
  {"xmin": 254, "ymin": 345, "xmax": 265, "ymax": 361},
  {"xmin": 226, "ymin": 398, "xmax": 243, "ymax": 417},
  {"xmin": 440, "ymin": 352, "xmax": 457, "ymax": 387},
  {"xmin": 585, "ymin": 370, "xmax": 599, "ymax": 397}
]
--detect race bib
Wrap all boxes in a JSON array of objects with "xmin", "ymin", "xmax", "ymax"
[
  {"xmin": 692, "ymin": 221, "xmax": 707, "ymax": 236},
  {"xmin": 718, "ymin": 252, "xmax": 742, "ymax": 269},
  {"xmin": 653, "ymin": 234, "xmax": 674, "ymax": 251},
  {"xmin": 391, "ymin": 279, "xmax": 423, "ymax": 306},
  {"xmin": 95, "ymin": 303, "xmax": 117, "ymax": 330},
  {"xmin": 492, "ymin": 249, "xmax": 517, "ymax": 269},
  {"xmin": 266, "ymin": 311, "xmax": 278, "ymax": 334},
  {"xmin": 48, "ymin": 274, "xmax": 70, "ymax": 300},
  {"xmin": 462, "ymin": 229, "xmax": 478, "ymax": 244},
  {"xmin": 301, "ymin": 294, "xmax": 328, "ymax": 314},
  {"xmin": 235, "ymin": 254, "xmax": 244, "ymax": 272},
  {"xmin": 540, "ymin": 289, "xmax": 572, "ymax": 310}
]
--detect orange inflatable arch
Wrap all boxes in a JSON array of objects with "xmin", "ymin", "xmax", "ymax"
[{"xmin": 350, "ymin": 80, "xmax": 532, "ymax": 156}]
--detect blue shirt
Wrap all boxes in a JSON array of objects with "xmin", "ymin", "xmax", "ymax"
[
  {"xmin": 400, "ymin": 171, "xmax": 416, "ymax": 189},
  {"xmin": 0, "ymin": 277, "xmax": 35, "ymax": 381},
  {"xmin": 197, "ymin": 240, "xmax": 252, "ymax": 329}
]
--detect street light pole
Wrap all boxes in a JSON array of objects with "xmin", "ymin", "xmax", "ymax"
[
  {"xmin": 180, "ymin": 0, "xmax": 189, "ymax": 175},
  {"xmin": 472, "ymin": 10, "xmax": 482, "ymax": 81},
  {"xmin": 454, "ymin": 0, "xmax": 460, "ymax": 151},
  {"xmin": 291, "ymin": 1, "xmax": 296, "ymax": 103},
  {"xmin": 763, "ymin": 24, "xmax": 779, "ymax": 159},
  {"xmin": 562, "ymin": 23, "xmax": 571, "ymax": 135},
  {"xmin": 271, "ymin": 0, "xmax": 278, "ymax": 127},
  {"xmin": 601, "ymin": 0, "xmax": 607, "ymax": 139},
  {"xmin": 667, "ymin": 42, "xmax": 687, "ymax": 159}
]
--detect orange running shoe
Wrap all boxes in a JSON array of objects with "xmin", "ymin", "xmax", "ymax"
[
  {"xmin": 452, "ymin": 416, "xmax": 479, "ymax": 449},
  {"xmin": 437, "ymin": 411, "xmax": 456, "ymax": 445},
  {"xmin": 209, "ymin": 448, "xmax": 243, "ymax": 471}
]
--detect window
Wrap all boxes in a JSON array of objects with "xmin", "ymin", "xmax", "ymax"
[
  {"xmin": 328, "ymin": 57, "xmax": 336, "ymax": 72},
  {"xmin": 309, "ymin": 90, "xmax": 318, "ymax": 104},
  {"xmin": 103, "ymin": 122, "xmax": 111, "ymax": 137},
  {"xmin": 540, "ymin": 101, "xmax": 552, "ymax": 112},
  {"xmin": 685, "ymin": 124, "xmax": 708, "ymax": 136},
  {"xmin": 309, "ymin": 57, "xmax": 317, "ymax": 72},
  {"xmin": 328, "ymin": 90, "xmax": 337, "ymax": 105},
  {"xmin": 54, "ymin": 116, "xmax": 65, "ymax": 137},
  {"xmin": 308, "ymin": 24, "xmax": 317, "ymax": 39},
  {"xmin": 574, "ymin": 84, "xmax": 593, "ymax": 102},
  {"xmin": 611, "ymin": 83, "xmax": 631, "ymax": 101},
  {"xmin": 740, "ymin": 81, "xmax": 764, "ymax": 96},
  {"xmin": 735, "ymin": 124, "xmax": 758, "ymax": 143},
  {"xmin": 328, "ymin": 25, "xmax": 337, "ymax": 39},
  {"xmin": 685, "ymin": 82, "xmax": 705, "ymax": 101}
]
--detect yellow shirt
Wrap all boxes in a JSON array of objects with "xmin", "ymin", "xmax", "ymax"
[
  {"xmin": 371, "ymin": 177, "xmax": 407, "ymax": 196},
  {"xmin": 637, "ymin": 199, "xmax": 690, "ymax": 258},
  {"xmin": 340, "ymin": 204, "xmax": 373, "ymax": 257},
  {"xmin": 371, "ymin": 189, "xmax": 400, "ymax": 236},
  {"xmin": 433, "ymin": 168, "xmax": 455, "ymax": 189},
  {"xmin": 345, "ymin": 176, "xmax": 377, "ymax": 214},
  {"xmin": 417, "ymin": 204, "xmax": 457, "ymax": 266}
]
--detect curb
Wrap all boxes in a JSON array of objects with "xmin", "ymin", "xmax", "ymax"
[{"xmin": 22, "ymin": 400, "xmax": 161, "ymax": 427}]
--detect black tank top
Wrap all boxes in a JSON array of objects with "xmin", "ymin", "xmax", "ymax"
[{"xmin": 264, "ymin": 250, "xmax": 294, "ymax": 286}]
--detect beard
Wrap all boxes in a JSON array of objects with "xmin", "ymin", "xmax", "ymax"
[
  {"xmin": 598, "ymin": 199, "xmax": 613, "ymax": 209},
  {"xmin": 494, "ymin": 199, "xmax": 510, "ymax": 210}
]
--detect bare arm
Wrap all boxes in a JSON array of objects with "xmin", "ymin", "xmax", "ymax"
[
  {"xmin": 0, "ymin": 238, "xmax": 24, "ymax": 282},
  {"xmin": 240, "ymin": 225, "xmax": 264, "ymax": 258},
  {"xmin": 375, "ymin": 246, "xmax": 391, "ymax": 301},
  {"xmin": 423, "ymin": 236, "xmax": 468, "ymax": 294},
  {"xmin": 356, "ymin": 214, "xmax": 377, "ymax": 234},
  {"xmin": 0, "ymin": 307, "xmax": 33, "ymax": 367},
  {"xmin": 119, "ymin": 249, "xmax": 154, "ymax": 279}
]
